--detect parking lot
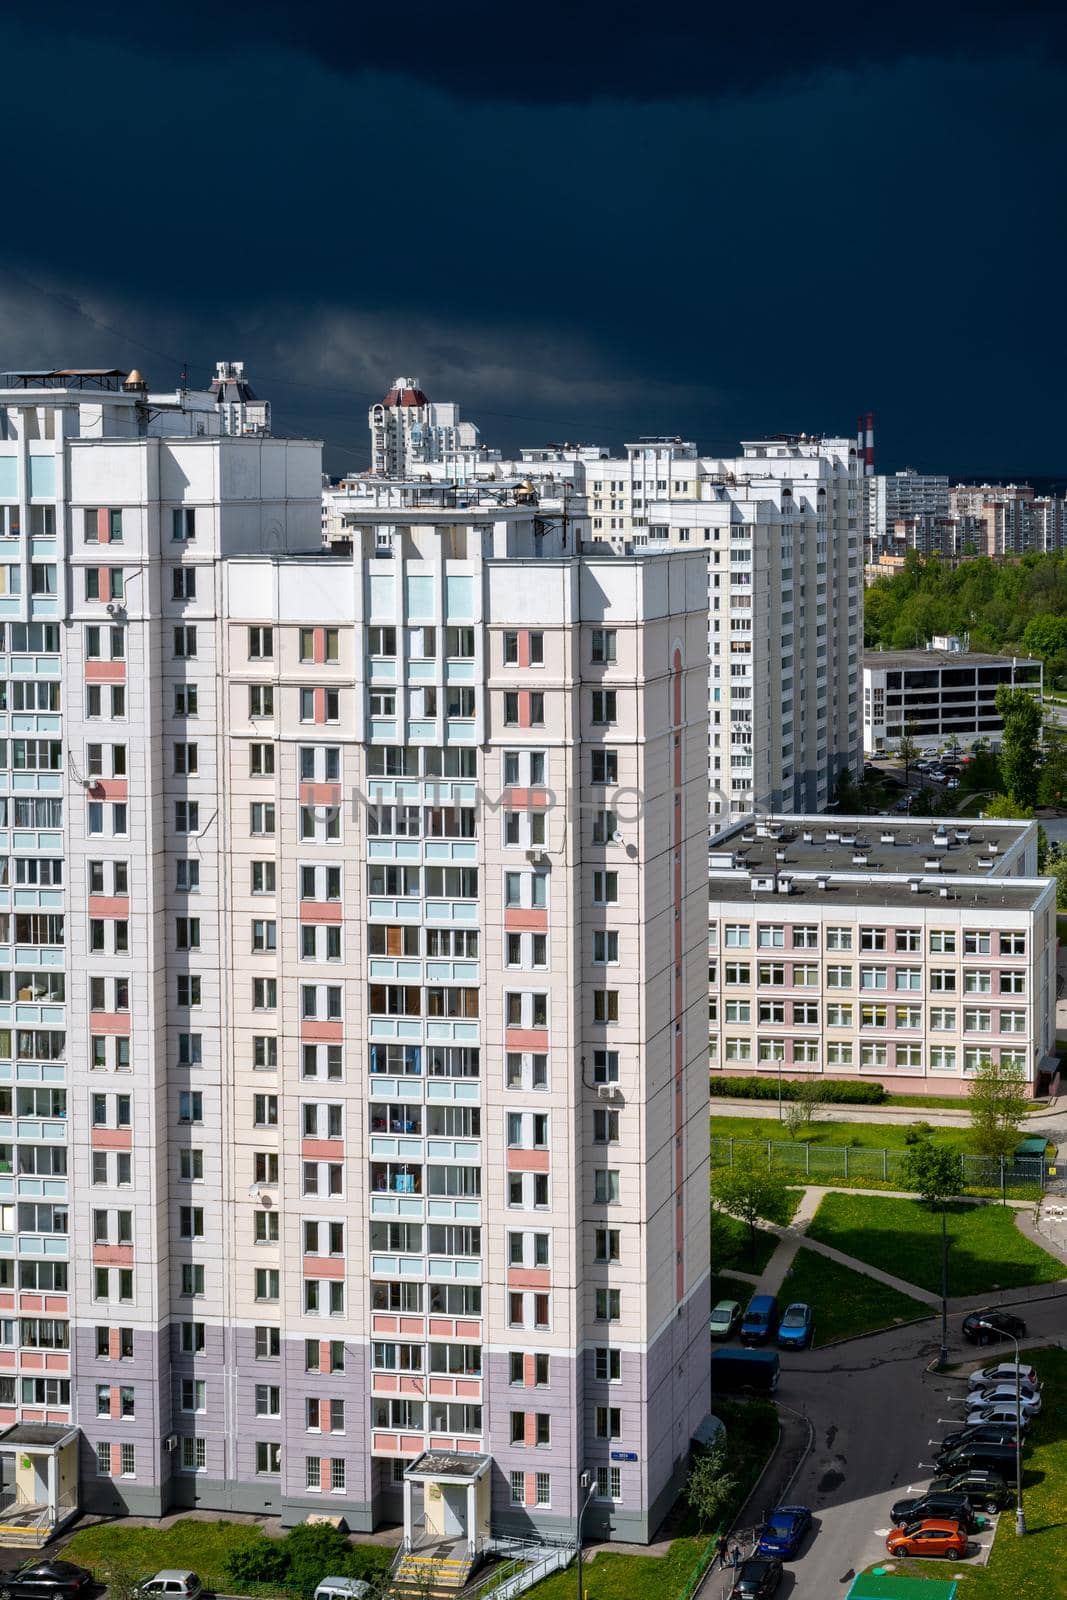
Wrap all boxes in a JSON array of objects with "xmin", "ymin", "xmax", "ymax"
[{"xmin": 712, "ymin": 1286, "xmax": 1067, "ymax": 1600}]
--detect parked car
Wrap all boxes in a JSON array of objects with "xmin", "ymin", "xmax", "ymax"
[
  {"xmin": 885, "ymin": 1519, "xmax": 969, "ymax": 1559},
  {"xmin": 709, "ymin": 1299, "xmax": 743, "ymax": 1340},
  {"xmin": 711, "ymin": 1347, "xmax": 780, "ymax": 1394},
  {"xmin": 740, "ymin": 1294, "xmax": 780, "ymax": 1345},
  {"xmin": 313, "ymin": 1582, "xmax": 370, "ymax": 1600},
  {"xmin": 935, "ymin": 1441, "xmax": 1022, "ymax": 1477},
  {"xmin": 776, "ymin": 1303, "xmax": 814, "ymax": 1350},
  {"xmin": 927, "ymin": 1470, "xmax": 1012, "ymax": 1511},
  {"xmin": 970, "ymin": 1382, "xmax": 1041, "ymax": 1414},
  {"xmin": 136, "ymin": 1577, "xmax": 204, "ymax": 1600},
  {"xmin": 730, "ymin": 1557, "xmax": 783, "ymax": 1600},
  {"xmin": 965, "ymin": 1402, "xmax": 1032, "ymax": 1430},
  {"xmin": 889, "ymin": 1491, "xmax": 978, "ymax": 1532},
  {"xmin": 0, "ymin": 1565, "xmax": 94, "ymax": 1600},
  {"xmin": 757, "ymin": 1505, "xmax": 812, "ymax": 1559},
  {"xmin": 945, "ymin": 777, "xmax": 960, "ymax": 790},
  {"xmin": 939, "ymin": 1422, "xmax": 1020, "ymax": 1453},
  {"xmin": 962, "ymin": 1308, "xmax": 1027, "ymax": 1345},
  {"xmin": 968, "ymin": 1362, "xmax": 1039, "ymax": 1391}
]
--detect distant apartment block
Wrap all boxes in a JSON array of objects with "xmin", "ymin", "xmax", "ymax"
[
  {"xmin": 863, "ymin": 647, "xmax": 1042, "ymax": 753},
  {"xmin": 708, "ymin": 816, "xmax": 1057, "ymax": 1099}
]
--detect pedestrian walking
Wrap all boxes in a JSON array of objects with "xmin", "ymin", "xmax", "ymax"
[
  {"xmin": 716, "ymin": 1535, "xmax": 729, "ymax": 1569},
  {"xmin": 730, "ymin": 1543, "xmax": 742, "ymax": 1569}
]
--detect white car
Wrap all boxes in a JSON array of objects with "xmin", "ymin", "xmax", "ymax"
[
  {"xmin": 968, "ymin": 1362, "xmax": 1039, "ymax": 1390},
  {"xmin": 972, "ymin": 1383, "xmax": 1041, "ymax": 1414},
  {"xmin": 136, "ymin": 1576, "xmax": 204, "ymax": 1600},
  {"xmin": 965, "ymin": 1402, "xmax": 1032, "ymax": 1429}
]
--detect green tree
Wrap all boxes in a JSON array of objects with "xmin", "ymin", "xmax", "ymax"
[
  {"xmin": 794, "ymin": 1078, "xmax": 826, "ymax": 1127},
  {"xmin": 1044, "ymin": 851, "xmax": 1067, "ymax": 910},
  {"xmin": 782, "ymin": 1100, "xmax": 806, "ymax": 1141},
  {"xmin": 995, "ymin": 684, "xmax": 1043, "ymax": 808},
  {"xmin": 93, "ymin": 1567, "xmax": 146, "ymax": 1600},
  {"xmin": 684, "ymin": 1436, "xmax": 737, "ymax": 1531},
  {"xmin": 902, "ymin": 1140, "xmax": 965, "ymax": 1206},
  {"xmin": 711, "ymin": 1155, "xmax": 790, "ymax": 1265},
  {"xmin": 897, "ymin": 727, "xmax": 920, "ymax": 785},
  {"xmin": 981, "ymin": 792, "xmax": 1035, "ymax": 820},
  {"xmin": 1021, "ymin": 613, "xmax": 1067, "ymax": 659},
  {"xmin": 968, "ymin": 1057, "xmax": 1029, "ymax": 1162},
  {"xmin": 1037, "ymin": 718, "xmax": 1067, "ymax": 809}
]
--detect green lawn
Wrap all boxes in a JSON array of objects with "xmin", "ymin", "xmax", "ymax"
[
  {"xmin": 806, "ymin": 1192, "xmax": 1064, "ymax": 1296},
  {"xmin": 710, "ymin": 1208, "xmax": 779, "ymax": 1276},
  {"xmin": 62, "ymin": 1522, "xmax": 392, "ymax": 1596},
  {"xmin": 711, "ymin": 1114, "xmax": 978, "ymax": 1153},
  {"xmin": 861, "ymin": 1346, "xmax": 1067, "ymax": 1600},
  {"xmin": 777, "ymin": 1245, "xmax": 931, "ymax": 1345},
  {"xmin": 527, "ymin": 1400, "xmax": 778, "ymax": 1600}
]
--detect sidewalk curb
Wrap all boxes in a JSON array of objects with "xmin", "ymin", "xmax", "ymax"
[{"xmin": 816, "ymin": 1311, "xmax": 936, "ymax": 1349}]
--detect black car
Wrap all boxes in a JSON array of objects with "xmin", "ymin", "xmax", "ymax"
[
  {"xmin": 730, "ymin": 1557, "xmax": 783, "ymax": 1600},
  {"xmin": 935, "ymin": 1441, "xmax": 1022, "ymax": 1477},
  {"xmin": 928, "ymin": 1470, "xmax": 1011, "ymax": 1512},
  {"xmin": 939, "ymin": 1422, "xmax": 1020, "ymax": 1454},
  {"xmin": 962, "ymin": 1308, "xmax": 1027, "ymax": 1346},
  {"xmin": 890, "ymin": 1492, "xmax": 978, "ymax": 1532},
  {"xmin": 0, "ymin": 1563, "xmax": 93, "ymax": 1600}
]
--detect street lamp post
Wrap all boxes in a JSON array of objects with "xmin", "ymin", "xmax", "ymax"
[
  {"xmin": 576, "ymin": 1470, "xmax": 595, "ymax": 1600},
  {"xmin": 978, "ymin": 1321, "xmax": 1026, "ymax": 1536}
]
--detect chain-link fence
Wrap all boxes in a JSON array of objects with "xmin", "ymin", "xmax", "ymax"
[{"xmin": 710, "ymin": 1136, "xmax": 1045, "ymax": 1196}]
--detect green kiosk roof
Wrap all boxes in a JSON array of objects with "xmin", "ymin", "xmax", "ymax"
[{"xmin": 846, "ymin": 1576, "xmax": 957, "ymax": 1600}]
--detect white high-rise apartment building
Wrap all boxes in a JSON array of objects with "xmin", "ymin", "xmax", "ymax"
[
  {"xmin": 631, "ymin": 435, "xmax": 863, "ymax": 819},
  {"xmin": 0, "ymin": 371, "xmax": 711, "ymax": 1558},
  {"xmin": 368, "ymin": 381, "xmax": 482, "ymax": 478}
]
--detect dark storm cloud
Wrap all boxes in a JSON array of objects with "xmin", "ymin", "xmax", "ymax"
[
  {"xmin": 4, "ymin": 0, "xmax": 1066, "ymax": 104},
  {"xmin": 0, "ymin": 6, "xmax": 1064, "ymax": 475}
]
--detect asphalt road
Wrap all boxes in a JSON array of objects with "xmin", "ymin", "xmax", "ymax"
[{"xmin": 758, "ymin": 1285, "xmax": 1067, "ymax": 1600}]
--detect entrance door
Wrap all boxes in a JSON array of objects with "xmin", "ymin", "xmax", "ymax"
[
  {"xmin": 440, "ymin": 1484, "xmax": 467, "ymax": 1539},
  {"xmin": 31, "ymin": 1456, "xmax": 48, "ymax": 1505}
]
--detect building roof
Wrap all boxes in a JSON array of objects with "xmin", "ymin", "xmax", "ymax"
[
  {"xmin": 381, "ymin": 382, "xmax": 429, "ymax": 408},
  {"xmin": 0, "ymin": 1423, "xmax": 78, "ymax": 1448},
  {"xmin": 707, "ymin": 815, "xmax": 1049, "ymax": 913},
  {"xmin": 864, "ymin": 650, "xmax": 1041, "ymax": 670},
  {"xmin": 404, "ymin": 1450, "xmax": 490, "ymax": 1481}
]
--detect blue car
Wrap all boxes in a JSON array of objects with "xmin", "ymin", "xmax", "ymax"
[
  {"xmin": 757, "ymin": 1505, "xmax": 812, "ymax": 1560},
  {"xmin": 776, "ymin": 1302, "xmax": 814, "ymax": 1349}
]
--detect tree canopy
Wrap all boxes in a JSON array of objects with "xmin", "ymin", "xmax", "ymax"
[{"xmin": 864, "ymin": 552, "xmax": 1067, "ymax": 689}]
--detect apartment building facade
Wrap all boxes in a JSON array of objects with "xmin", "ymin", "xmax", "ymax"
[
  {"xmin": 0, "ymin": 374, "xmax": 712, "ymax": 1549},
  {"xmin": 708, "ymin": 817, "xmax": 1057, "ymax": 1098}
]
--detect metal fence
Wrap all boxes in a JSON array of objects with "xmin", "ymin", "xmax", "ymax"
[{"xmin": 710, "ymin": 1136, "xmax": 1046, "ymax": 1194}]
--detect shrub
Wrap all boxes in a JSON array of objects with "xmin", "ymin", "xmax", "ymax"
[
  {"xmin": 282, "ymin": 1526, "xmax": 356, "ymax": 1595},
  {"xmin": 710, "ymin": 1076, "xmax": 886, "ymax": 1106},
  {"xmin": 224, "ymin": 1538, "xmax": 290, "ymax": 1586}
]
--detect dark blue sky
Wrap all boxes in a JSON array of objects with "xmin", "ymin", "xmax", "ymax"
[{"xmin": 0, "ymin": 2, "xmax": 1063, "ymax": 477}]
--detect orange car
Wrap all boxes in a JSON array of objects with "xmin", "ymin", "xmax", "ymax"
[{"xmin": 886, "ymin": 1519, "xmax": 969, "ymax": 1559}]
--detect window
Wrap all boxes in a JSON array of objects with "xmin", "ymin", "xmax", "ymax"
[
  {"xmin": 1000, "ymin": 931, "xmax": 1026, "ymax": 956},
  {"xmin": 174, "ymin": 684, "xmax": 198, "ymax": 716},
  {"xmin": 250, "ymin": 743, "xmax": 275, "ymax": 776},
  {"xmin": 592, "ymin": 870, "xmax": 618, "ymax": 904},
  {"xmin": 255, "ymin": 1441, "xmax": 281, "ymax": 1474},
  {"xmin": 256, "ymin": 1326, "xmax": 281, "ymax": 1359},
  {"xmin": 591, "ymin": 629, "xmax": 617, "ymax": 664},
  {"xmin": 1000, "ymin": 971, "xmax": 1026, "ymax": 994},
  {"xmin": 172, "ymin": 567, "xmax": 196, "ymax": 600},
  {"xmin": 248, "ymin": 627, "xmax": 273, "ymax": 659},
  {"xmin": 826, "ymin": 927, "xmax": 852, "ymax": 950},
  {"xmin": 593, "ymin": 1169, "xmax": 619, "ymax": 1204},
  {"xmin": 860, "ymin": 928, "xmax": 887, "ymax": 951},
  {"xmin": 591, "ymin": 749, "xmax": 618, "ymax": 785},
  {"xmin": 596, "ymin": 1466, "xmax": 622, "ymax": 1501},
  {"xmin": 965, "ymin": 930, "xmax": 992, "ymax": 955},
  {"xmin": 591, "ymin": 689, "xmax": 617, "ymax": 724},
  {"xmin": 930, "ymin": 969, "xmax": 956, "ymax": 992},
  {"xmin": 896, "ymin": 969, "xmax": 922, "ymax": 991},
  {"xmin": 929, "ymin": 930, "xmax": 957, "ymax": 954},
  {"xmin": 595, "ymin": 1405, "xmax": 621, "ymax": 1439},
  {"xmin": 249, "ymin": 685, "xmax": 274, "ymax": 718},
  {"xmin": 757, "ymin": 925, "xmax": 784, "ymax": 948},
  {"xmin": 173, "ymin": 625, "xmax": 197, "ymax": 659},
  {"xmin": 895, "ymin": 928, "xmax": 921, "ymax": 953},
  {"xmin": 593, "ymin": 989, "xmax": 618, "ymax": 1023}
]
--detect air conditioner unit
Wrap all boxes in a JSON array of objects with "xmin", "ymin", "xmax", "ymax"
[
  {"xmin": 164, "ymin": 1434, "xmax": 178, "ymax": 1452},
  {"xmin": 595, "ymin": 1083, "xmax": 617, "ymax": 1100}
]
